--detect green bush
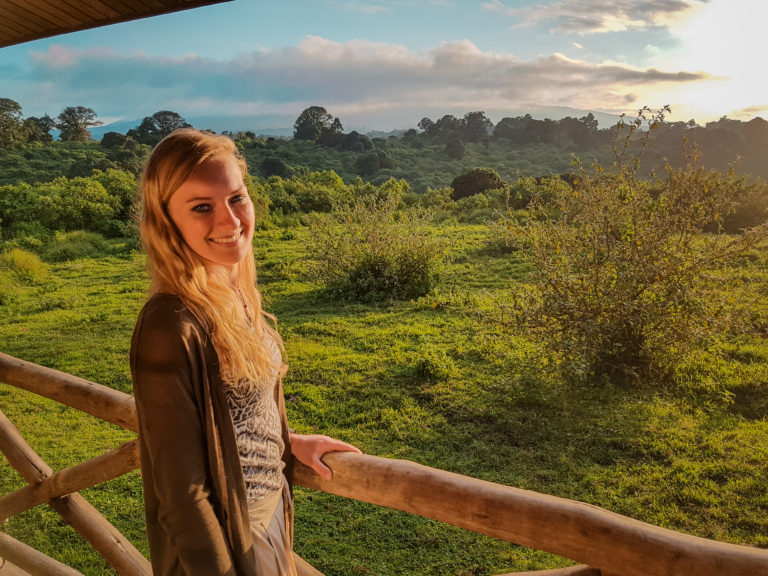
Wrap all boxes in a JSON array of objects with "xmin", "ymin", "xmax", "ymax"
[
  {"xmin": 450, "ymin": 167, "xmax": 505, "ymax": 200},
  {"xmin": 40, "ymin": 230, "xmax": 108, "ymax": 262},
  {"xmin": 506, "ymin": 111, "xmax": 768, "ymax": 383},
  {"xmin": 1, "ymin": 247, "xmax": 49, "ymax": 283},
  {"xmin": 306, "ymin": 192, "xmax": 443, "ymax": 301}
]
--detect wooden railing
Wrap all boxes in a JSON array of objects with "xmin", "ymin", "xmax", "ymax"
[{"xmin": 1, "ymin": 350, "xmax": 767, "ymax": 576}]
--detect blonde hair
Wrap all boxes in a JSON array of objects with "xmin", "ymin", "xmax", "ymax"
[{"xmin": 139, "ymin": 128, "xmax": 282, "ymax": 385}]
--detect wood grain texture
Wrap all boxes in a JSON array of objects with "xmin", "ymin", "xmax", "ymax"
[
  {"xmin": 0, "ymin": 532, "xmax": 84, "ymax": 576},
  {"xmin": 293, "ymin": 452, "xmax": 768, "ymax": 576},
  {"xmin": 0, "ymin": 440, "xmax": 139, "ymax": 521},
  {"xmin": 0, "ymin": 352, "xmax": 138, "ymax": 432},
  {"xmin": 0, "ymin": 407, "xmax": 150, "ymax": 576},
  {"xmin": 0, "ymin": 0, "xmax": 233, "ymax": 47}
]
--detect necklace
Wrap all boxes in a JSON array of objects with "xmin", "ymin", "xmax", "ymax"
[{"xmin": 235, "ymin": 287, "xmax": 253, "ymax": 325}]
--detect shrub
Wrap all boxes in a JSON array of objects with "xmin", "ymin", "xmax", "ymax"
[
  {"xmin": 1, "ymin": 247, "xmax": 49, "ymax": 283},
  {"xmin": 506, "ymin": 108, "xmax": 768, "ymax": 383},
  {"xmin": 305, "ymin": 192, "xmax": 443, "ymax": 302},
  {"xmin": 40, "ymin": 230, "xmax": 108, "ymax": 262},
  {"xmin": 450, "ymin": 167, "xmax": 505, "ymax": 200}
]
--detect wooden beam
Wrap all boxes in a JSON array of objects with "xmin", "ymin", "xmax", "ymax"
[
  {"xmin": 496, "ymin": 566, "xmax": 601, "ymax": 576},
  {"xmin": 0, "ymin": 352, "xmax": 137, "ymax": 432},
  {"xmin": 0, "ymin": 440, "xmax": 140, "ymax": 522},
  {"xmin": 292, "ymin": 453, "xmax": 768, "ymax": 576},
  {"xmin": 0, "ymin": 409, "xmax": 150, "ymax": 576},
  {"xmin": 0, "ymin": 532, "xmax": 84, "ymax": 576}
]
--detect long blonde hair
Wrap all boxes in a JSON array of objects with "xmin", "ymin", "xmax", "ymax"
[{"xmin": 139, "ymin": 128, "xmax": 282, "ymax": 384}]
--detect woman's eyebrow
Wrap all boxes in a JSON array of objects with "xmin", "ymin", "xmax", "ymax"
[{"xmin": 185, "ymin": 196, "xmax": 212, "ymax": 203}]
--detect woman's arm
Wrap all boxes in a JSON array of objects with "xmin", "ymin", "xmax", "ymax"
[{"xmin": 289, "ymin": 433, "xmax": 361, "ymax": 480}]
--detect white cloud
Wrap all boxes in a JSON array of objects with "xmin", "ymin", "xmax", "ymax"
[
  {"xmin": 17, "ymin": 37, "xmax": 710, "ymax": 128},
  {"xmin": 484, "ymin": 0, "xmax": 704, "ymax": 35}
]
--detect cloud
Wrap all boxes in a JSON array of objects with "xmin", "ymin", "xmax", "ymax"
[
  {"xmin": 483, "ymin": 0, "xmax": 704, "ymax": 34},
  {"xmin": 17, "ymin": 37, "xmax": 710, "ymax": 128},
  {"xmin": 731, "ymin": 105, "xmax": 768, "ymax": 120}
]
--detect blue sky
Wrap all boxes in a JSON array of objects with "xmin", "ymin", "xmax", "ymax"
[{"xmin": 1, "ymin": 0, "xmax": 765, "ymax": 131}]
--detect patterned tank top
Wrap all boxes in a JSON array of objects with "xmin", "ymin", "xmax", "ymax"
[{"xmin": 225, "ymin": 336, "xmax": 285, "ymax": 502}]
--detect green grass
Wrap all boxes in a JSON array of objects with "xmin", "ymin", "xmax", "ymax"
[{"xmin": 1, "ymin": 223, "xmax": 767, "ymax": 575}]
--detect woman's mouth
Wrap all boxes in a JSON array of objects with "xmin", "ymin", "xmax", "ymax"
[{"xmin": 209, "ymin": 229, "xmax": 242, "ymax": 244}]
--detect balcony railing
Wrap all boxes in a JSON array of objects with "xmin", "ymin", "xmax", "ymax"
[{"xmin": 1, "ymin": 351, "xmax": 767, "ymax": 576}]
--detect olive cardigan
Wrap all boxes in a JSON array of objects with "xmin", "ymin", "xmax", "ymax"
[{"xmin": 130, "ymin": 293, "xmax": 294, "ymax": 576}]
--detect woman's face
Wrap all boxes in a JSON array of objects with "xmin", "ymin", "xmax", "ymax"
[{"xmin": 166, "ymin": 153, "xmax": 255, "ymax": 274}]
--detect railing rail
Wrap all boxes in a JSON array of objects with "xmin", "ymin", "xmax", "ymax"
[{"xmin": 1, "ymin": 351, "xmax": 768, "ymax": 576}]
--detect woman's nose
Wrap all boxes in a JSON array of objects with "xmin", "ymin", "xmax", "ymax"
[{"xmin": 217, "ymin": 204, "xmax": 240, "ymax": 227}]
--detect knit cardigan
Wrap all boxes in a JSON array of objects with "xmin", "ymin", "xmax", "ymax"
[{"xmin": 130, "ymin": 293, "xmax": 294, "ymax": 576}]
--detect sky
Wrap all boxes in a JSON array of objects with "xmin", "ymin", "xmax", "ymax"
[{"xmin": 1, "ymin": 0, "xmax": 766, "ymax": 132}]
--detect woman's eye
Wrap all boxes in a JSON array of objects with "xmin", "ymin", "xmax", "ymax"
[
  {"xmin": 230, "ymin": 193, "xmax": 247, "ymax": 204},
  {"xmin": 192, "ymin": 203, "xmax": 211, "ymax": 213}
]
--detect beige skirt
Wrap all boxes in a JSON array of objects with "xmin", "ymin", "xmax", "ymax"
[{"xmin": 247, "ymin": 477, "xmax": 298, "ymax": 576}]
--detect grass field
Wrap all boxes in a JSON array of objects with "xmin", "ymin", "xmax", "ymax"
[{"xmin": 1, "ymin": 223, "xmax": 767, "ymax": 575}]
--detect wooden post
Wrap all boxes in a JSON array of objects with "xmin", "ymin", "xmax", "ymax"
[
  {"xmin": 0, "ymin": 409, "xmax": 150, "ymax": 576},
  {"xmin": 293, "ymin": 453, "xmax": 768, "ymax": 576},
  {"xmin": 0, "ymin": 440, "xmax": 139, "ymax": 522},
  {"xmin": 0, "ymin": 352, "xmax": 137, "ymax": 432},
  {"xmin": 0, "ymin": 532, "xmax": 84, "ymax": 576}
]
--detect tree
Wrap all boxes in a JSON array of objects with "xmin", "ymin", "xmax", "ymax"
[
  {"xmin": 417, "ymin": 117, "xmax": 435, "ymax": 136},
  {"xmin": 294, "ymin": 106, "xmax": 338, "ymax": 141},
  {"xmin": 57, "ymin": 106, "xmax": 101, "ymax": 142},
  {"xmin": 493, "ymin": 114, "xmax": 531, "ymax": 142},
  {"xmin": 127, "ymin": 110, "xmax": 190, "ymax": 145},
  {"xmin": 433, "ymin": 114, "xmax": 460, "ymax": 142},
  {"xmin": 460, "ymin": 111, "xmax": 493, "ymax": 143},
  {"xmin": 24, "ymin": 115, "xmax": 55, "ymax": 142},
  {"xmin": 0, "ymin": 98, "xmax": 27, "ymax": 148}
]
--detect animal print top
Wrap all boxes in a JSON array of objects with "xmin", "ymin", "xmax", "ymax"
[{"xmin": 224, "ymin": 337, "xmax": 285, "ymax": 502}]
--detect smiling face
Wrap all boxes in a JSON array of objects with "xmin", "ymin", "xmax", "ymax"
[{"xmin": 166, "ymin": 153, "xmax": 255, "ymax": 278}]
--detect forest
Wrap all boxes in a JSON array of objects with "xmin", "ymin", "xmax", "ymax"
[{"xmin": 1, "ymin": 100, "xmax": 768, "ymax": 575}]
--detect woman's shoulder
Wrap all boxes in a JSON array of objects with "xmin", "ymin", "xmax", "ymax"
[{"xmin": 134, "ymin": 293, "xmax": 205, "ymax": 344}]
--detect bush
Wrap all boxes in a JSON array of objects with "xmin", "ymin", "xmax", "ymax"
[
  {"xmin": 1, "ymin": 247, "xmax": 49, "ymax": 283},
  {"xmin": 40, "ymin": 230, "xmax": 108, "ymax": 262},
  {"xmin": 450, "ymin": 167, "xmax": 505, "ymax": 200},
  {"xmin": 306, "ymin": 193, "xmax": 443, "ymax": 302},
  {"xmin": 506, "ymin": 109, "xmax": 768, "ymax": 383}
]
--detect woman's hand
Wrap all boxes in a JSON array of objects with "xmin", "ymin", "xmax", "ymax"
[{"xmin": 289, "ymin": 433, "xmax": 361, "ymax": 480}]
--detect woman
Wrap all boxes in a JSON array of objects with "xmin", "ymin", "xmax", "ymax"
[{"xmin": 130, "ymin": 128, "xmax": 360, "ymax": 576}]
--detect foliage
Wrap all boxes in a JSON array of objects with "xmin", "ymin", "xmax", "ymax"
[
  {"xmin": 0, "ymin": 247, "xmax": 49, "ymax": 283},
  {"xmin": 264, "ymin": 170, "xmax": 351, "ymax": 214},
  {"xmin": 56, "ymin": 106, "xmax": 102, "ymax": 142},
  {"xmin": 39, "ymin": 230, "xmax": 110, "ymax": 262},
  {"xmin": 0, "ymin": 171, "xmax": 134, "ymax": 238},
  {"xmin": 506, "ymin": 109, "xmax": 768, "ymax": 383},
  {"xmin": 450, "ymin": 167, "xmax": 505, "ymax": 200},
  {"xmin": 0, "ymin": 98, "xmax": 27, "ymax": 148},
  {"xmin": 444, "ymin": 137, "xmax": 465, "ymax": 160},
  {"xmin": 127, "ymin": 110, "xmax": 191, "ymax": 145},
  {"xmin": 294, "ymin": 106, "xmax": 342, "ymax": 142},
  {"xmin": 305, "ymin": 193, "xmax": 442, "ymax": 301}
]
